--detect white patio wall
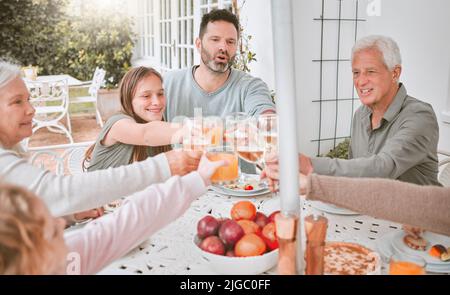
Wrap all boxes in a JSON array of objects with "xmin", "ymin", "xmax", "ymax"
[{"xmin": 241, "ymin": 0, "xmax": 450, "ymax": 154}]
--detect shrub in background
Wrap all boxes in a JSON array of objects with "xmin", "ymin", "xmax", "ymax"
[
  {"xmin": 324, "ymin": 139, "xmax": 350, "ymax": 159},
  {"xmin": 58, "ymin": 11, "xmax": 135, "ymax": 89},
  {"xmin": 0, "ymin": 0, "xmax": 135, "ymax": 89},
  {"xmin": 0, "ymin": 0, "xmax": 69, "ymax": 74}
]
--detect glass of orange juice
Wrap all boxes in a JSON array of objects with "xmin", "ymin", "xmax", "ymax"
[
  {"xmin": 206, "ymin": 146, "xmax": 239, "ymax": 185},
  {"xmin": 203, "ymin": 117, "xmax": 223, "ymax": 147},
  {"xmin": 389, "ymin": 252, "xmax": 426, "ymax": 275}
]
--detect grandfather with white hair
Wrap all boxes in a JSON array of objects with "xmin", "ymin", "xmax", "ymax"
[{"xmin": 265, "ymin": 35, "xmax": 440, "ymax": 186}]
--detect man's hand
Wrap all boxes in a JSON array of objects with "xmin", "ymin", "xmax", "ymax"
[
  {"xmin": 299, "ymin": 153, "xmax": 314, "ymax": 175},
  {"xmin": 165, "ymin": 149, "xmax": 202, "ymax": 176},
  {"xmin": 262, "ymin": 152, "xmax": 309, "ymax": 194}
]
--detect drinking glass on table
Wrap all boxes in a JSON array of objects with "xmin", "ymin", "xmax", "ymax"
[
  {"xmin": 389, "ymin": 252, "xmax": 426, "ymax": 275},
  {"xmin": 206, "ymin": 145, "xmax": 239, "ymax": 184}
]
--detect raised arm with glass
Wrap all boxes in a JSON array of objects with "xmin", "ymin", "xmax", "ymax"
[
  {"xmin": 225, "ymin": 113, "xmax": 265, "ymax": 168},
  {"xmin": 229, "ymin": 113, "xmax": 278, "ymax": 170}
]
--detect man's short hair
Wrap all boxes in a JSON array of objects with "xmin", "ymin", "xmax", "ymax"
[
  {"xmin": 199, "ymin": 9, "xmax": 240, "ymax": 39},
  {"xmin": 352, "ymin": 35, "xmax": 402, "ymax": 70}
]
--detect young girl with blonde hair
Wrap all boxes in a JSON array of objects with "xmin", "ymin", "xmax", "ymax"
[{"xmin": 86, "ymin": 66, "xmax": 194, "ymax": 171}]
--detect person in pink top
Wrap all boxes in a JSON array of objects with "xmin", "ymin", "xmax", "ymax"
[{"xmin": 0, "ymin": 154, "xmax": 226, "ymax": 275}]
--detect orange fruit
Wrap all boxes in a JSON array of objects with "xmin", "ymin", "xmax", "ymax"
[
  {"xmin": 235, "ymin": 233, "xmax": 267, "ymax": 257},
  {"xmin": 237, "ymin": 220, "xmax": 260, "ymax": 235},
  {"xmin": 230, "ymin": 201, "xmax": 257, "ymax": 221}
]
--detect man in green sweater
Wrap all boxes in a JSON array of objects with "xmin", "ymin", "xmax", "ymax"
[
  {"xmin": 163, "ymin": 9, "xmax": 276, "ymax": 173},
  {"xmin": 163, "ymin": 9, "xmax": 276, "ymax": 122}
]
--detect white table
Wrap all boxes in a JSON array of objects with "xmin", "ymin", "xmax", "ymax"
[
  {"xmin": 92, "ymin": 190, "xmax": 413, "ymax": 275},
  {"xmin": 24, "ymin": 74, "xmax": 84, "ymax": 87}
]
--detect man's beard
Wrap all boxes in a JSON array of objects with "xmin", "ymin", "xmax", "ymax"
[{"xmin": 201, "ymin": 46, "xmax": 235, "ymax": 74}]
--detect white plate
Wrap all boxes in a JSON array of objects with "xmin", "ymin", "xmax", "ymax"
[
  {"xmin": 376, "ymin": 231, "xmax": 450, "ymax": 273},
  {"xmin": 211, "ymin": 174, "xmax": 270, "ymax": 197},
  {"xmin": 218, "ymin": 183, "xmax": 268, "ymax": 194},
  {"xmin": 309, "ymin": 201, "xmax": 359, "ymax": 216},
  {"xmin": 391, "ymin": 231, "xmax": 450, "ymax": 267},
  {"xmin": 210, "ymin": 185, "xmax": 271, "ymax": 197}
]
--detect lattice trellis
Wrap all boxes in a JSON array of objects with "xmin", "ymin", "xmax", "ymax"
[{"xmin": 312, "ymin": 0, "xmax": 366, "ymax": 156}]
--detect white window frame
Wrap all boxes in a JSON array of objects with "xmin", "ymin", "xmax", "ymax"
[
  {"xmin": 134, "ymin": 0, "xmax": 158, "ymax": 66},
  {"xmin": 134, "ymin": 0, "xmax": 233, "ymax": 71}
]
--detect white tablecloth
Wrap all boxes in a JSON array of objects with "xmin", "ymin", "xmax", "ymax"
[{"xmin": 88, "ymin": 189, "xmax": 412, "ymax": 275}]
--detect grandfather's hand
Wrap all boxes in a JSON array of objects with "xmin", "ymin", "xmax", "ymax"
[
  {"xmin": 165, "ymin": 149, "xmax": 202, "ymax": 176},
  {"xmin": 261, "ymin": 152, "xmax": 309, "ymax": 195}
]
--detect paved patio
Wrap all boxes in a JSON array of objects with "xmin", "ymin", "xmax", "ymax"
[{"xmin": 28, "ymin": 114, "xmax": 101, "ymax": 148}]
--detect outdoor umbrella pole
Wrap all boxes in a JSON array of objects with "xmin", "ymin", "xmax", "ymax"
[{"xmin": 270, "ymin": 0, "xmax": 304, "ymax": 274}]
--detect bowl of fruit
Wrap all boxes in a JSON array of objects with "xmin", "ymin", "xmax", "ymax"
[{"xmin": 193, "ymin": 200, "xmax": 280, "ymax": 275}]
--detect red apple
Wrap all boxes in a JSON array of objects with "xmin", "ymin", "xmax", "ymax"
[
  {"xmin": 217, "ymin": 217, "xmax": 231, "ymax": 226},
  {"xmin": 197, "ymin": 215, "xmax": 220, "ymax": 239},
  {"xmin": 261, "ymin": 222, "xmax": 279, "ymax": 250},
  {"xmin": 199, "ymin": 236, "xmax": 226, "ymax": 255},
  {"xmin": 218, "ymin": 219, "xmax": 245, "ymax": 247},
  {"xmin": 254, "ymin": 212, "xmax": 269, "ymax": 228},
  {"xmin": 268, "ymin": 210, "xmax": 281, "ymax": 223}
]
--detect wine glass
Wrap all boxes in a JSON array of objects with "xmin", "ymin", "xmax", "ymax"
[
  {"xmin": 257, "ymin": 113, "xmax": 278, "ymax": 189},
  {"xmin": 257, "ymin": 113, "xmax": 278, "ymax": 157},
  {"xmin": 226, "ymin": 114, "xmax": 265, "ymax": 166}
]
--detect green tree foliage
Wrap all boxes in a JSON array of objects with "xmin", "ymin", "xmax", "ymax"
[
  {"xmin": 0, "ymin": 0, "xmax": 69, "ymax": 74},
  {"xmin": 58, "ymin": 11, "xmax": 135, "ymax": 88},
  {"xmin": 231, "ymin": 0, "xmax": 256, "ymax": 73},
  {"xmin": 0, "ymin": 0, "xmax": 135, "ymax": 89}
]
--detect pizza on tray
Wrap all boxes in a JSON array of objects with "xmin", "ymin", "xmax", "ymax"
[{"xmin": 324, "ymin": 241, "xmax": 380, "ymax": 275}]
